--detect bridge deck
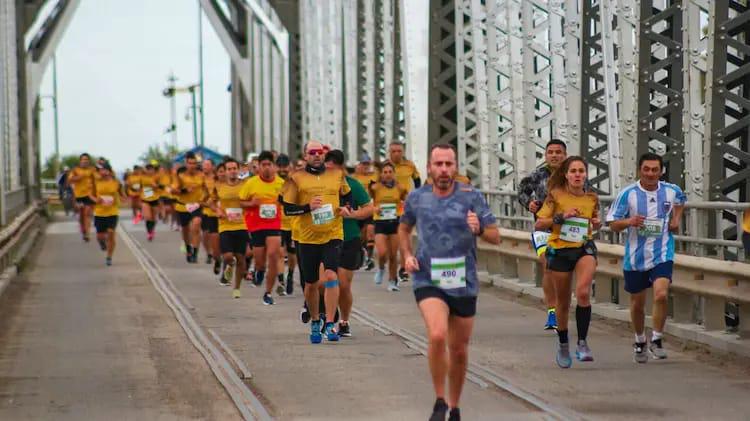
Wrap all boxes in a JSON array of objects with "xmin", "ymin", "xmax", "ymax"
[{"xmin": 1, "ymin": 215, "xmax": 749, "ymax": 420}]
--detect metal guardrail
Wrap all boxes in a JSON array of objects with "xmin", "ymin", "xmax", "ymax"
[
  {"xmin": 476, "ymin": 228, "xmax": 750, "ymax": 340},
  {"xmin": 0, "ymin": 203, "xmax": 43, "ymax": 276},
  {"xmin": 481, "ymin": 190, "xmax": 750, "ymax": 261}
]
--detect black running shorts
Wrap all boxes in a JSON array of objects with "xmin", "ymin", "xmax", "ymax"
[
  {"xmin": 297, "ymin": 240, "xmax": 343, "ymax": 284},
  {"xmin": 281, "ymin": 230, "xmax": 295, "ymax": 254},
  {"xmin": 201, "ymin": 216, "xmax": 219, "ymax": 234},
  {"xmin": 374, "ymin": 220, "xmax": 399, "ymax": 235},
  {"xmin": 250, "ymin": 229, "xmax": 281, "ymax": 247},
  {"xmin": 340, "ymin": 237, "xmax": 363, "ymax": 271},
  {"xmin": 94, "ymin": 215, "xmax": 119, "ymax": 233},
  {"xmin": 220, "ymin": 230, "xmax": 249, "ymax": 254},
  {"xmin": 177, "ymin": 208, "xmax": 202, "ymax": 227},
  {"xmin": 414, "ymin": 286, "xmax": 477, "ymax": 318},
  {"xmin": 76, "ymin": 197, "xmax": 95, "ymax": 206},
  {"xmin": 546, "ymin": 241, "xmax": 597, "ymax": 273}
]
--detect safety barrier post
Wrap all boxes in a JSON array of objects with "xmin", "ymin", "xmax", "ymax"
[
  {"xmin": 671, "ymin": 290, "xmax": 694, "ymax": 323},
  {"xmin": 703, "ymin": 296, "xmax": 726, "ymax": 331}
]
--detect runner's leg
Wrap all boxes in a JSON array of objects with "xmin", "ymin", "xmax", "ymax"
[
  {"xmin": 418, "ymin": 298, "xmax": 450, "ymax": 401},
  {"xmin": 447, "ymin": 315, "xmax": 474, "ymax": 409}
]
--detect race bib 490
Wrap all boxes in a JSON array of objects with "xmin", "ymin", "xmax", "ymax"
[{"xmin": 430, "ymin": 257, "xmax": 466, "ymax": 290}]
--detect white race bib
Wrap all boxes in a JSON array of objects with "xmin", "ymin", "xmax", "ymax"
[
  {"xmin": 226, "ymin": 207, "xmax": 243, "ymax": 222},
  {"xmin": 560, "ymin": 217, "xmax": 589, "ymax": 242},
  {"xmin": 532, "ymin": 231, "xmax": 550, "ymax": 250},
  {"xmin": 379, "ymin": 203, "xmax": 398, "ymax": 220},
  {"xmin": 260, "ymin": 204, "xmax": 278, "ymax": 219},
  {"xmin": 430, "ymin": 257, "xmax": 467, "ymax": 290},
  {"xmin": 101, "ymin": 195, "xmax": 114, "ymax": 206},
  {"xmin": 311, "ymin": 204, "xmax": 335, "ymax": 225},
  {"xmin": 638, "ymin": 217, "xmax": 664, "ymax": 237},
  {"xmin": 132, "ymin": 183, "xmax": 141, "ymax": 190},
  {"xmin": 186, "ymin": 203, "xmax": 200, "ymax": 213},
  {"xmin": 143, "ymin": 187, "xmax": 154, "ymax": 198}
]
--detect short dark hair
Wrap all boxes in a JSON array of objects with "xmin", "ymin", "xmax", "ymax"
[
  {"xmin": 145, "ymin": 164, "xmax": 155, "ymax": 171},
  {"xmin": 389, "ymin": 141, "xmax": 404, "ymax": 149},
  {"xmin": 276, "ymin": 154, "xmax": 290, "ymax": 166},
  {"xmin": 216, "ymin": 162, "xmax": 226, "ymax": 172},
  {"xmin": 546, "ymin": 139, "xmax": 567, "ymax": 150},
  {"xmin": 324, "ymin": 149, "xmax": 345, "ymax": 166},
  {"xmin": 258, "ymin": 150, "xmax": 275, "ymax": 163},
  {"xmin": 428, "ymin": 143, "xmax": 457, "ymax": 161},
  {"xmin": 79, "ymin": 153, "xmax": 91, "ymax": 160},
  {"xmin": 638, "ymin": 152, "xmax": 663, "ymax": 170},
  {"xmin": 224, "ymin": 158, "xmax": 239, "ymax": 168},
  {"xmin": 381, "ymin": 161, "xmax": 395, "ymax": 171},
  {"xmin": 185, "ymin": 152, "xmax": 197, "ymax": 161}
]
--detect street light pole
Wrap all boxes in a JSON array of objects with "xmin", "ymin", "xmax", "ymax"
[
  {"xmin": 168, "ymin": 72, "xmax": 178, "ymax": 147},
  {"xmin": 52, "ymin": 54, "xmax": 61, "ymax": 176},
  {"xmin": 190, "ymin": 86, "xmax": 199, "ymax": 148},
  {"xmin": 198, "ymin": 1, "xmax": 205, "ymax": 146}
]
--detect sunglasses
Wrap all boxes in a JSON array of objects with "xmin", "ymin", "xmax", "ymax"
[{"xmin": 307, "ymin": 149, "xmax": 325, "ymax": 156}]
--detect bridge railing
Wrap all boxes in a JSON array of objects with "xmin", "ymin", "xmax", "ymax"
[
  {"xmin": 0, "ymin": 202, "xmax": 44, "ymax": 280},
  {"xmin": 478, "ymin": 190, "xmax": 750, "ymax": 343}
]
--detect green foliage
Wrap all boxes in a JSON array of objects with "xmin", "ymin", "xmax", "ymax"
[
  {"xmin": 41, "ymin": 153, "xmax": 82, "ymax": 179},
  {"xmin": 138, "ymin": 142, "xmax": 181, "ymax": 167}
]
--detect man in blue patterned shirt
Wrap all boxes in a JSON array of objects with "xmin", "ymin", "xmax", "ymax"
[{"xmin": 398, "ymin": 143, "xmax": 500, "ymax": 421}]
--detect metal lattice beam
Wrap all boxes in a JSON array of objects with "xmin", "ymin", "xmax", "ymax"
[{"xmin": 428, "ymin": 0, "xmax": 458, "ymax": 149}]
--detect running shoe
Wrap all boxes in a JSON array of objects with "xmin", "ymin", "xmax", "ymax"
[
  {"xmin": 649, "ymin": 338, "xmax": 667, "ymax": 359},
  {"xmin": 276, "ymin": 276, "xmax": 287, "ymax": 296},
  {"xmin": 338, "ymin": 322, "xmax": 351, "ymax": 338},
  {"xmin": 262, "ymin": 293, "xmax": 275, "ymax": 306},
  {"xmin": 556, "ymin": 343, "xmax": 572, "ymax": 368},
  {"xmin": 387, "ymin": 280, "xmax": 400, "ymax": 292},
  {"xmin": 219, "ymin": 278, "xmax": 230, "ymax": 287},
  {"xmin": 147, "ymin": 231, "xmax": 155, "ymax": 242},
  {"xmin": 299, "ymin": 305, "xmax": 311, "ymax": 324},
  {"xmin": 324, "ymin": 322, "xmax": 339, "ymax": 342},
  {"xmin": 98, "ymin": 239, "xmax": 106, "ymax": 251},
  {"xmin": 544, "ymin": 309, "xmax": 557, "ymax": 330},
  {"xmin": 245, "ymin": 271, "xmax": 255, "ymax": 284},
  {"xmin": 310, "ymin": 320, "xmax": 323, "ymax": 344},
  {"xmin": 374, "ymin": 268, "xmax": 384, "ymax": 285},
  {"xmin": 429, "ymin": 398, "xmax": 449, "ymax": 421},
  {"xmin": 448, "ymin": 408, "xmax": 461, "ymax": 421},
  {"xmin": 633, "ymin": 342, "xmax": 648, "ymax": 364},
  {"xmin": 232, "ymin": 289, "xmax": 241, "ymax": 299},
  {"xmin": 575, "ymin": 340, "xmax": 594, "ymax": 362},
  {"xmin": 83, "ymin": 234, "xmax": 90, "ymax": 243},
  {"xmin": 213, "ymin": 259, "xmax": 222, "ymax": 275},
  {"xmin": 133, "ymin": 212, "xmax": 142, "ymax": 225},
  {"xmin": 364, "ymin": 258, "xmax": 375, "ymax": 271},
  {"xmin": 223, "ymin": 263, "xmax": 235, "ymax": 283},
  {"xmin": 105, "ymin": 257, "xmax": 112, "ymax": 266},
  {"xmin": 206, "ymin": 255, "xmax": 213, "ymax": 264},
  {"xmin": 398, "ymin": 267, "xmax": 409, "ymax": 283},
  {"xmin": 253, "ymin": 271, "xmax": 264, "ymax": 287}
]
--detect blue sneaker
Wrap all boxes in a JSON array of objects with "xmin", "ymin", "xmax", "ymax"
[
  {"xmin": 556, "ymin": 343, "xmax": 572, "ymax": 368},
  {"xmin": 310, "ymin": 320, "xmax": 323, "ymax": 344},
  {"xmin": 105, "ymin": 257, "xmax": 112, "ymax": 266},
  {"xmin": 374, "ymin": 269, "xmax": 384, "ymax": 285},
  {"xmin": 325, "ymin": 322, "xmax": 339, "ymax": 342},
  {"xmin": 544, "ymin": 309, "xmax": 557, "ymax": 330}
]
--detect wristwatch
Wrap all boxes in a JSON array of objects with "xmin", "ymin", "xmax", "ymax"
[{"xmin": 553, "ymin": 213, "xmax": 565, "ymax": 225}]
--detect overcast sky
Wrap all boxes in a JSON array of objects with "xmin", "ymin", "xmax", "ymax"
[{"xmin": 38, "ymin": 0, "xmax": 231, "ymax": 172}]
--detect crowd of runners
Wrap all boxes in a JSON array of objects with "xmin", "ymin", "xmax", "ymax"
[{"xmin": 62, "ymin": 138, "xmax": 686, "ymax": 421}]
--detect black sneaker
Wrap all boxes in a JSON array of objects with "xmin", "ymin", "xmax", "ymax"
[
  {"xmin": 365, "ymin": 258, "xmax": 375, "ymax": 271},
  {"xmin": 262, "ymin": 293, "xmax": 275, "ymax": 306},
  {"xmin": 338, "ymin": 322, "xmax": 351, "ymax": 337},
  {"xmin": 213, "ymin": 259, "xmax": 221, "ymax": 275},
  {"xmin": 285, "ymin": 272, "xmax": 294, "ymax": 295},
  {"xmin": 448, "ymin": 408, "xmax": 461, "ymax": 421},
  {"xmin": 429, "ymin": 398, "xmax": 448, "ymax": 421},
  {"xmin": 398, "ymin": 267, "xmax": 409, "ymax": 283},
  {"xmin": 299, "ymin": 304, "xmax": 311, "ymax": 324},
  {"xmin": 206, "ymin": 255, "xmax": 213, "ymax": 264},
  {"xmin": 98, "ymin": 239, "xmax": 107, "ymax": 251}
]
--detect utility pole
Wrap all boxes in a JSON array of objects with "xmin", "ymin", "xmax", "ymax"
[
  {"xmin": 190, "ymin": 86, "xmax": 199, "ymax": 147},
  {"xmin": 164, "ymin": 72, "xmax": 178, "ymax": 147},
  {"xmin": 198, "ymin": 1, "xmax": 205, "ymax": 146}
]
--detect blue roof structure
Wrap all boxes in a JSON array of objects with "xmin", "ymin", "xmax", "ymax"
[{"xmin": 173, "ymin": 146, "xmax": 225, "ymax": 165}]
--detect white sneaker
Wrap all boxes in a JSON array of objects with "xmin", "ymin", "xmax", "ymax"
[{"xmin": 387, "ymin": 280, "xmax": 400, "ymax": 292}]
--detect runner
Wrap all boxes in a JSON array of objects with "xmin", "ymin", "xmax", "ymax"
[
  {"xmin": 158, "ymin": 164, "xmax": 175, "ymax": 226},
  {"xmin": 535, "ymin": 156, "xmax": 601, "ymax": 368},
  {"xmin": 67, "ymin": 153, "xmax": 96, "ymax": 242},
  {"xmin": 398, "ymin": 143, "xmax": 499, "ymax": 421},
  {"xmin": 517, "ymin": 139, "xmax": 569, "ymax": 330},
  {"xmin": 281, "ymin": 140, "xmax": 352, "ymax": 343},
  {"xmin": 201, "ymin": 160, "xmax": 221, "ymax": 274},
  {"xmin": 138, "ymin": 164, "xmax": 161, "ymax": 242},
  {"xmin": 606, "ymin": 153, "xmax": 685, "ymax": 363},
  {"xmin": 352, "ymin": 154, "xmax": 377, "ymax": 270},
  {"xmin": 90, "ymin": 162, "xmax": 125, "ymax": 266},
  {"xmin": 386, "ymin": 141, "xmax": 421, "ymax": 283},
  {"xmin": 210, "ymin": 159, "xmax": 249, "ymax": 296},
  {"xmin": 172, "ymin": 152, "xmax": 206, "ymax": 263},
  {"xmin": 325, "ymin": 150, "xmax": 373, "ymax": 337},
  {"xmin": 126, "ymin": 166, "xmax": 144, "ymax": 224},
  {"xmin": 240, "ymin": 151, "xmax": 285, "ymax": 305},
  {"xmin": 370, "ymin": 162, "xmax": 409, "ymax": 292},
  {"xmin": 276, "ymin": 154, "xmax": 297, "ymax": 295}
]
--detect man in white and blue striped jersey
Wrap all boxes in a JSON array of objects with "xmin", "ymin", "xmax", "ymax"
[{"xmin": 606, "ymin": 153, "xmax": 686, "ymax": 363}]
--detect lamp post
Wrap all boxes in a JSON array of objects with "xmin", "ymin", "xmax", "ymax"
[{"xmin": 198, "ymin": 1, "xmax": 205, "ymax": 146}]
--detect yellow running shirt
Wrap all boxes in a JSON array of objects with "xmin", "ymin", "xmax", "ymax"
[
  {"xmin": 370, "ymin": 182, "xmax": 408, "ymax": 221},
  {"xmin": 172, "ymin": 172, "xmax": 206, "ymax": 213},
  {"xmin": 213, "ymin": 182, "xmax": 246, "ymax": 233},
  {"xmin": 139, "ymin": 174, "xmax": 160, "ymax": 202},
  {"xmin": 391, "ymin": 159, "xmax": 421, "ymax": 192},
  {"xmin": 281, "ymin": 168, "xmax": 351, "ymax": 244},
  {"xmin": 537, "ymin": 189, "xmax": 599, "ymax": 250},
  {"xmin": 93, "ymin": 178, "xmax": 122, "ymax": 217},
  {"xmin": 69, "ymin": 166, "xmax": 96, "ymax": 198},
  {"xmin": 203, "ymin": 176, "xmax": 217, "ymax": 217}
]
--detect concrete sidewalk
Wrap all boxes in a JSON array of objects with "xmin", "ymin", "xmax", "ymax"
[{"xmin": 0, "ymin": 218, "xmax": 240, "ymax": 420}]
